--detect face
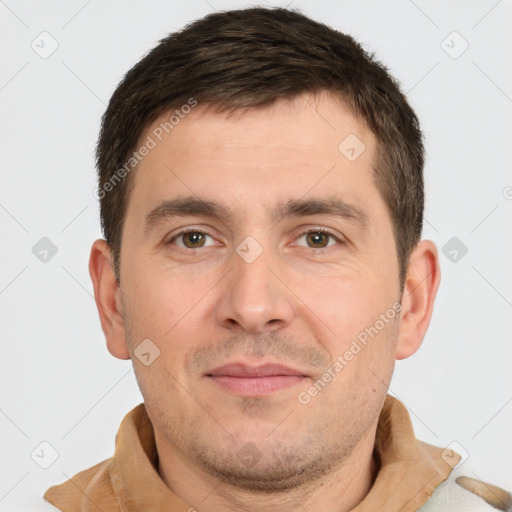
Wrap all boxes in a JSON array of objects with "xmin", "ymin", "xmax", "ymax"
[{"xmin": 116, "ymin": 92, "xmax": 404, "ymax": 491}]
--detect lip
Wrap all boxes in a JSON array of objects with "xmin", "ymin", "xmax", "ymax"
[
  {"xmin": 208, "ymin": 362, "xmax": 307, "ymax": 378},
  {"xmin": 205, "ymin": 362, "xmax": 309, "ymax": 396}
]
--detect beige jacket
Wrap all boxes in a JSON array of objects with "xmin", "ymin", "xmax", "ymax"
[{"xmin": 44, "ymin": 395, "xmax": 511, "ymax": 511}]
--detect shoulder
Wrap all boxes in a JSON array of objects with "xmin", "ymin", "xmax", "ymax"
[
  {"xmin": 43, "ymin": 458, "xmax": 119, "ymax": 511},
  {"xmin": 419, "ymin": 467, "xmax": 512, "ymax": 512}
]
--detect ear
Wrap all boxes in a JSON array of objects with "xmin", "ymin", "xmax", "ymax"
[
  {"xmin": 89, "ymin": 239, "xmax": 130, "ymax": 360},
  {"xmin": 395, "ymin": 239, "xmax": 441, "ymax": 360}
]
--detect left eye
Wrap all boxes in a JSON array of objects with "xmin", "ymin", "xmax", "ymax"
[{"xmin": 295, "ymin": 230, "xmax": 341, "ymax": 249}]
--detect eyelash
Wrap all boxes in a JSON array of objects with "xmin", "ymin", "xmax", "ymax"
[{"xmin": 166, "ymin": 227, "xmax": 344, "ymax": 252}]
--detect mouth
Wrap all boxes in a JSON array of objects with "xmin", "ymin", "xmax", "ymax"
[{"xmin": 205, "ymin": 362, "xmax": 309, "ymax": 396}]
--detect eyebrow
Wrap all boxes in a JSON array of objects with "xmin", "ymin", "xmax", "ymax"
[{"xmin": 143, "ymin": 195, "xmax": 369, "ymax": 234}]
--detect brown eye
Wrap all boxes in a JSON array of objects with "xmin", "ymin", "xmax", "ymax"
[
  {"xmin": 169, "ymin": 230, "xmax": 215, "ymax": 249},
  {"xmin": 182, "ymin": 232, "xmax": 206, "ymax": 248},
  {"xmin": 296, "ymin": 230, "xmax": 340, "ymax": 249},
  {"xmin": 306, "ymin": 232, "xmax": 330, "ymax": 248}
]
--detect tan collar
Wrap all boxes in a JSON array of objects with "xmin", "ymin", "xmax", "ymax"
[
  {"xmin": 44, "ymin": 395, "xmax": 458, "ymax": 512},
  {"xmin": 351, "ymin": 395, "xmax": 459, "ymax": 511}
]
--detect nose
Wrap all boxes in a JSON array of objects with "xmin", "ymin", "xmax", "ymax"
[{"xmin": 215, "ymin": 242, "xmax": 295, "ymax": 334}]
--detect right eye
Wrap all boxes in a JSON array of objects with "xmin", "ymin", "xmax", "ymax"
[{"xmin": 167, "ymin": 229, "xmax": 217, "ymax": 249}]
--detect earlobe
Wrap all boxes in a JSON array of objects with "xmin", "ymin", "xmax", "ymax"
[
  {"xmin": 88, "ymin": 239, "xmax": 131, "ymax": 360},
  {"xmin": 395, "ymin": 240, "xmax": 441, "ymax": 360}
]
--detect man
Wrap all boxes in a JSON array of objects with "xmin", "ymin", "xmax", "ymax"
[{"xmin": 44, "ymin": 6, "xmax": 511, "ymax": 512}]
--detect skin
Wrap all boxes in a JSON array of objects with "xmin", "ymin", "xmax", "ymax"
[{"xmin": 89, "ymin": 91, "xmax": 440, "ymax": 512}]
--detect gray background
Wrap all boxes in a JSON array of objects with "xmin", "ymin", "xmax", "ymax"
[{"xmin": 1, "ymin": 0, "xmax": 511, "ymax": 510}]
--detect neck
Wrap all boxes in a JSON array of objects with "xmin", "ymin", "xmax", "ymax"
[{"xmin": 155, "ymin": 421, "xmax": 379, "ymax": 512}]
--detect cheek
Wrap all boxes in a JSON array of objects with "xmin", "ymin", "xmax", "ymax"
[
  {"xmin": 301, "ymin": 275, "xmax": 392, "ymax": 346},
  {"xmin": 122, "ymin": 268, "xmax": 213, "ymax": 376},
  {"xmin": 305, "ymin": 279, "xmax": 399, "ymax": 394},
  {"xmin": 122, "ymin": 263, "xmax": 194, "ymax": 336}
]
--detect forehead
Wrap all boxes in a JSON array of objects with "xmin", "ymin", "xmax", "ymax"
[
  {"xmin": 127, "ymin": 92, "xmax": 382, "ymax": 225},
  {"xmin": 142, "ymin": 92, "xmax": 373, "ymax": 160}
]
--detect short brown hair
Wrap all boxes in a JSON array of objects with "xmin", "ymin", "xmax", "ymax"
[{"xmin": 96, "ymin": 6, "xmax": 424, "ymax": 290}]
